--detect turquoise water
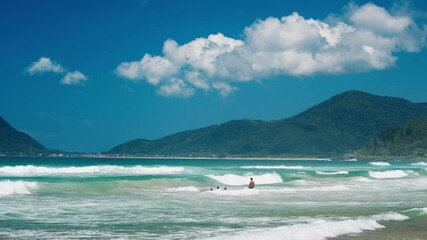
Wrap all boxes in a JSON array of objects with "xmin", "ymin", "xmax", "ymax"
[{"xmin": 0, "ymin": 157, "xmax": 426, "ymax": 239}]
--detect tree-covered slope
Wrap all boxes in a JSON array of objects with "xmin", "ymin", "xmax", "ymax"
[
  {"xmin": 358, "ymin": 117, "xmax": 427, "ymax": 157},
  {"xmin": 0, "ymin": 116, "xmax": 46, "ymax": 155},
  {"xmin": 108, "ymin": 91, "xmax": 427, "ymax": 157}
]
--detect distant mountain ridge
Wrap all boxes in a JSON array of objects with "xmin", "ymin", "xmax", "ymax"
[
  {"xmin": 358, "ymin": 117, "xmax": 427, "ymax": 158},
  {"xmin": 109, "ymin": 90, "xmax": 427, "ymax": 157},
  {"xmin": 0, "ymin": 116, "xmax": 46, "ymax": 155}
]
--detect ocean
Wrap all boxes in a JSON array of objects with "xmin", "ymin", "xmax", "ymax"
[{"xmin": 0, "ymin": 157, "xmax": 426, "ymax": 240}]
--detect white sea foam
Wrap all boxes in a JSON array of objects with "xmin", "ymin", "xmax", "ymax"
[
  {"xmin": 166, "ymin": 186, "xmax": 200, "ymax": 192},
  {"xmin": 0, "ymin": 180, "xmax": 39, "ymax": 195},
  {"xmin": 369, "ymin": 170, "xmax": 408, "ymax": 179},
  {"xmin": 304, "ymin": 185, "xmax": 350, "ymax": 192},
  {"xmin": 241, "ymin": 166, "xmax": 305, "ymax": 170},
  {"xmin": 290, "ymin": 180, "xmax": 316, "ymax": 185},
  {"xmin": 352, "ymin": 177, "xmax": 372, "ymax": 182},
  {"xmin": 261, "ymin": 187, "xmax": 296, "ymax": 194},
  {"xmin": 206, "ymin": 173, "xmax": 282, "ymax": 186},
  {"xmin": 208, "ymin": 212, "xmax": 409, "ymax": 240},
  {"xmin": 316, "ymin": 171, "xmax": 349, "ymax": 175},
  {"xmin": 418, "ymin": 208, "xmax": 427, "ymax": 215},
  {"xmin": 411, "ymin": 162, "xmax": 427, "ymax": 166},
  {"xmin": 371, "ymin": 212, "xmax": 410, "ymax": 221},
  {"xmin": 370, "ymin": 162, "xmax": 391, "ymax": 166},
  {"xmin": 206, "ymin": 188, "xmax": 260, "ymax": 196},
  {"xmin": 0, "ymin": 165, "xmax": 185, "ymax": 176},
  {"xmin": 345, "ymin": 158, "xmax": 358, "ymax": 161}
]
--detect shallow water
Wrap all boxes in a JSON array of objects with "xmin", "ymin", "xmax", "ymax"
[{"xmin": 0, "ymin": 157, "xmax": 426, "ymax": 239}]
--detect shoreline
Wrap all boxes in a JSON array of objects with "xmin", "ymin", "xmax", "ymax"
[{"xmin": 105, "ymin": 156, "xmax": 332, "ymax": 161}]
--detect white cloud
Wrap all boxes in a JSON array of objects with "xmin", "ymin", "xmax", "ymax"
[
  {"xmin": 350, "ymin": 3, "xmax": 411, "ymax": 34},
  {"xmin": 26, "ymin": 57, "xmax": 88, "ymax": 86},
  {"xmin": 116, "ymin": 54, "xmax": 177, "ymax": 85},
  {"xmin": 212, "ymin": 82, "xmax": 238, "ymax": 97},
  {"xmin": 157, "ymin": 78, "xmax": 194, "ymax": 98},
  {"xmin": 26, "ymin": 57, "xmax": 65, "ymax": 74},
  {"xmin": 60, "ymin": 71, "xmax": 88, "ymax": 85},
  {"xmin": 116, "ymin": 2, "xmax": 426, "ymax": 97}
]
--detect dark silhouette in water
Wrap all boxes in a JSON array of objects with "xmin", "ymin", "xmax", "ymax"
[{"xmin": 248, "ymin": 178, "xmax": 255, "ymax": 189}]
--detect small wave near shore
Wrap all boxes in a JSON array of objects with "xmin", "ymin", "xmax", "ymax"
[
  {"xmin": 0, "ymin": 165, "xmax": 185, "ymax": 176},
  {"xmin": 206, "ymin": 173, "xmax": 282, "ymax": 186},
  {"xmin": 207, "ymin": 212, "xmax": 409, "ymax": 240}
]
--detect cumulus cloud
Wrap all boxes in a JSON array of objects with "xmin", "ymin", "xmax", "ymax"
[
  {"xmin": 116, "ymin": 2, "xmax": 426, "ymax": 97},
  {"xmin": 26, "ymin": 57, "xmax": 88, "ymax": 86},
  {"xmin": 157, "ymin": 78, "xmax": 194, "ymax": 98},
  {"xmin": 61, "ymin": 71, "xmax": 88, "ymax": 85},
  {"xmin": 26, "ymin": 57, "xmax": 65, "ymax": 74}
]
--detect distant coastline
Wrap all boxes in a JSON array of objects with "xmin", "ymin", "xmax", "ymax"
[
  {"xmin": 0, "ymin": 153, "xmax": 330, "ymax": 161},
  {"xmin": 2, "ymin": 153, "xmax": 426, "ymax": 161}
]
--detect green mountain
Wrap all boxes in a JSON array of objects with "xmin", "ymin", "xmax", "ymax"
[
  {"xmin": 108, "ymin": 91, "xmax": 427, "ymax": 157},
  {"xmin": 357, "ymin": 117, "xmax": 427, "ymax": 158},
  {"xmin": 0, "ymin": 116, "xmax": 46, "ymax": 155}
]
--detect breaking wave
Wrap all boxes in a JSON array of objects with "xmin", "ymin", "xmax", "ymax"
[
  {"xmin": 352, "ymin": 177, "xmax": 372, "ymax": 182},
  {"xmin": 0, "ymin": 165, "xmax": 185, "ymax": 176},
  {"xmin": 403, "ymin": 207, "xmax": 427, "ymax": 216},
  {"xmin": 344, "ymin": 158, "xmax": 358, "ymax": 161},
  {"xmin": 316, "ymin": 171, "xmax": 349, "ymax": 175},
  {"xmin": 241, "ymin": 166, "xmax": 305, "ymax": 170},
  {"xmin": 206, "ymin": 173, "xmax": 283, "ymax": 186},
  {"xmin": 0, "ymin": 180, "xmax": 39, "ymax": 195},
  {"xmin": 369, "ymin": 170, "xmax": 408, "ymax": 179},
  {"xmin": 208, "ymin": 212, "xmax": 409, "ymax": 240},
  {"xmin": 411, "ymin": 162, "xmax": 427, "ymax": 166},
  {"xmin": 370, "ymin": 162, "xmax": 391, "ymax": 166}
]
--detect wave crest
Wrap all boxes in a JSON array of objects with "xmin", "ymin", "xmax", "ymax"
[
  {"xmin": 206, "ymin": 173, "xmax": 283, "ymax": 186},
  {"xmin": 316, "ymin": 171, "xmax": 349, "ymax": 175},
  {"xmin": 369, "ymin": 170, "xmax": 408, "ymax": 179},
  {"xmin": 0, "ymin": 165, "xmax": 185, "ymax": 176},
  {"xmin": 0, "ymin": 180, "xmax": 39, "ymax": 195},
  {"xmin": 241, "ymin": 166, "xmax": 305, "ymax": 170},
  {"xmin": 411, "ymin": 162, "xmax": 427, "ymax": 166},
  {"xmin": 370, "ymin": 162, "xmax": 391, "ymax": 166}
]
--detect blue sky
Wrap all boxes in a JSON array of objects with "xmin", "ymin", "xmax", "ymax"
[{"xmin": 1, "ymin": 0, "xmax": 426, "ymax": 152}]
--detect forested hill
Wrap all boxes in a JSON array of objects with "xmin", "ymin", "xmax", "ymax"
[
  {"xmin": 358, "ymin": 117, "xmax": 427, "ymax": 158},
  {"xmin": 0, "ymin": 116, "xmax": 46, "ymax": 155},
  {"xmin": 108, "ymin": 90, "xmax": 427, "ymax": 157}
]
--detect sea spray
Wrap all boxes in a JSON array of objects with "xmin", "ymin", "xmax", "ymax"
[{"xmin": 0, "ymin": 180, "xmax": 39, "ymax": 195}]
